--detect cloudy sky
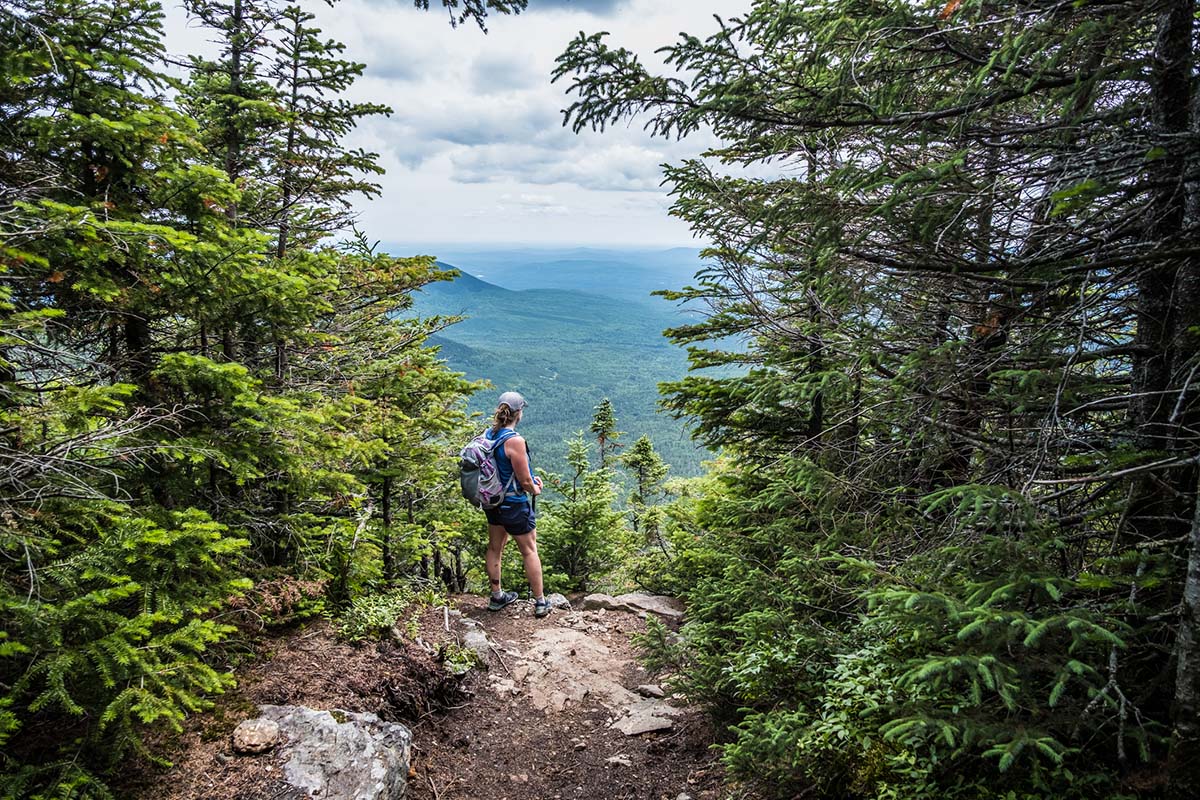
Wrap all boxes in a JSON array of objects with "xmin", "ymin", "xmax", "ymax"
[{"xmin": 162, "ymin": 0, "xmax": 749, "ymax": 248}]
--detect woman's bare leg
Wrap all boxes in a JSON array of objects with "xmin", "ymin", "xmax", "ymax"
[
  {"xmin": 486, "ymin": 524, "xmax": 509, "ymax": 594},
  {"xmin": 512, "ymin": 529, "xmax": 544, "ymax": 599}
]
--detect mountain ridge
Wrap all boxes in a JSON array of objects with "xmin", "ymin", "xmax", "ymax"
[{"xmin": 409, "ymin": 253, "xmax": 710, "ymax": 475}]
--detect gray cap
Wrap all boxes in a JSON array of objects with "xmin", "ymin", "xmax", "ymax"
[{"xmin": 497, "ymin": 391, "xmax": 527, "ymax": 411}]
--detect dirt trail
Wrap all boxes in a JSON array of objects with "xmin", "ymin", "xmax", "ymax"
[
  {"xmin": 122, "ymin": 594, "xmax": 722, "ymax": 800},
  {"xmin": 408, "ymin": 595, "xmax": 722, "ymax": 800}
]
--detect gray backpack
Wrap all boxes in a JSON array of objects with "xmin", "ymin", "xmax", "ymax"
[{"xmin": 459, "ymin": 429, "xmax": 516, "ymax": 509}]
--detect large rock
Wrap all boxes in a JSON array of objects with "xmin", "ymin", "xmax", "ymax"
[
  {"xmin": 519, "ymin": 627, "xmax": 638, "ymax": 713},
  {"xmin": 255, "ymin": 705, "xmax": 412, "ymax": 800},
  {"xmin": 579, "ymin": 593, "xmax": 626, "ymax": 612},
  {"xmin": 613, "ymin": 593, "xmax": 685, "ymax": 620},
  {"xmin": 580, "ymin": 592, "xmax": 684, "ymax": 619},
  {"xmin": 610, "ymin": 697, "xmax": 684, "ymax": 736},
  {"xmin": 459, "ymin": 618, "xmax": 493, "ymax": 661}
]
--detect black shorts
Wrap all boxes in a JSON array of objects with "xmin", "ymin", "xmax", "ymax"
[{"xmin": 485, "ymin": 500, "xmax": 536, "ymax": 536}]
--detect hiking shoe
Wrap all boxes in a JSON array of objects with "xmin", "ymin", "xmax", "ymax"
[
  {"xmin": 487, "ymin": 590, "xmax": 518, "ymax": 612},
  {"xmin": 534, "ymin": 597, "xmax": 552, "ymax": 618}
]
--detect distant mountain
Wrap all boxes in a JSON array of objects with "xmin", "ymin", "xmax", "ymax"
[
  {"xmin": 408, "ymin": 259, "xmax": 712, "ymax": 477},
  {"xmin": 394, "ymin": 245, "xmax": 706, "ymax": 305},
  {"xmin": 422, "ymin": 260, "xmax": 687, "ymax": 348}
]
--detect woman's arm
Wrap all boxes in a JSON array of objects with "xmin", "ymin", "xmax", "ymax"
[{"xmin": 505, "ymin": 436, "xmax": 541, "ymax": 495}]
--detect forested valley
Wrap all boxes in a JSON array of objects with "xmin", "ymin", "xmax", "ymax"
[
  {"xmin": 409, "ymin": 256, "xmax": 714, "ymax": 477},
  {"xmin": 3, "ymin": 1, "xmax": 1200, "ymax": 800}
]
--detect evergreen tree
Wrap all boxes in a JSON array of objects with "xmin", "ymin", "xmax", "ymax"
[
  {"xmin": 589, "ymin": 397, "xmax": 622, "ymax": 466},
  {"xmin": 0, "ymin": 1, "xmax": 264, "ymax": 791},
  {"xmin": 619, "ymin": 434, "xmax": 668, "ymax": 536},
  {"xmin": 556, "ymin": 0, "xmax": 1200, "ymax": 796},
  {"xmin": 263, "ymin": 4, "xmax": 391, "ymax": 381},
  {"xmin": 538, "ymin": 434, "xmax": 627, "ymax": 591},
  {"xmin": 0, "ymin": 0, "xmax": 483, "ymax": 791},
  {"xmin": 184, "ymin": 0, "xmax": 285, "ymax": 229},
  {"xmin": 267, "ymin": 5, "xmax": 391, "ymax": 260}
]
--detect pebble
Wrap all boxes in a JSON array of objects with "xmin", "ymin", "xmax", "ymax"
[{"xmin": 231, "ymin": 718, "xmax": 281, "ymax": 754}]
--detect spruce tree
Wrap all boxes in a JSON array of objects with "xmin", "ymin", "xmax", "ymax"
[
  {"xmin": 0, "ymin": 1, "xmax": 262, "ymax": 791},
  {"xmin": 262, "ymin": 4, "xmax": 390, "ymax": 381},
  {"xmin": 184, "ymin": 0, "xmax": 285, "ymax": 229},
  {"xmin": 555, "ymin": 0, "xmax": 1200, "ymax": 796},
  {"xmin": 619, "ymin": 434, "xmax": 668, "ymax": 536},
  {"xmin": 538, "ymin": 434, "xmax": 627, "ymax": 591},
  {"xmin": 0, "ymin": 0, "xmax": 485, "ymax": 790},
  {"xmin": 267, "ymin": 5, "xmax": 390, "ymax": 260},
  {"xmin": 589, "ymin": 397, "xmax": 623, "ymax": 467}
]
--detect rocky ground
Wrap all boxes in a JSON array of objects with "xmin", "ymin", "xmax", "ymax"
[
  {"xmin": 123, "ymin": 593, "xmax": 725, "ymax": 800},
  {"xmin": 409, "ymin": 594, "xmax": 723, "ymax": 800}
]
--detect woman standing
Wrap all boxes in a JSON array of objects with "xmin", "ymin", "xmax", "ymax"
[{"xmin": 483, "ymin": 391, "xmax": 550, "ymax": 617}]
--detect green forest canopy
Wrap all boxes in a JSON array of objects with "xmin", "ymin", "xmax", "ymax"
[{"xmin": 3, "ymin": 1, "xmax": 1200, "ymax": 799}]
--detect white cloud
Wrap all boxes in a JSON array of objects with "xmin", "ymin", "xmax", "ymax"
[
  {"xmin": 450, "ymin": 140, "xmax": 665, "ymax": 191},
  {"xmin": 161, "ymin": 0, "xmax": 749, "ymax": 245}
]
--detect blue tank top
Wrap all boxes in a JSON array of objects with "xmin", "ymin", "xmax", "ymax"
[{"xmin": 485, "ymin": 427, "xmax": 533, "ymax": 502}]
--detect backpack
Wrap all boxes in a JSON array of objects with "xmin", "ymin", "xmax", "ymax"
[{"xmin": 459, "ymin": 428, "xmax": 517, "ymax": 510}]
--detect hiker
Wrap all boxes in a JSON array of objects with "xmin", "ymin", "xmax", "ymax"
[{"xmin": 483, "ymin": 391, "xmax": 551, "ymax": 618}]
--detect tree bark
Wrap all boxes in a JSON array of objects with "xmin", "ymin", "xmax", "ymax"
[
  {"xmin": 1166, "ymin": 0, "xmax": 1200, "ymax": 791},
  {"xmin": 224, "ymin": 0, "xmax": 244, "ymax": 225},
  {"xmin": 1172, "ymin": 471, "xmax": 1200, "ymax": 792},
  {"xmin": 381, "ymin": 476, "xmax": 393, "ymax": 581},
  {"xmin": 124, "ymin": 313, "xmax": 152, "ymax": 389},
  {"xmin": 221, "ymin": 326, "xmax": 237, "ymax": 362},
  {"xmin": 1129, "ymin": 0, "xmax": 1194, "ymax": 554}
]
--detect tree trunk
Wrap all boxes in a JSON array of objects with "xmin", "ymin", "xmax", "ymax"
[
  {"xmin": 1126, "ymin": 0, "xmax": 1194, "ymax": 566},
  {"xmin": 1166, "ymin": 0, "xmax": 1200, "ymax": 791},
  {"xmin": 124, "ymin": 313, "xmax": 153, "ymax": 389},
  {"xmin": 221, "ymin": 327, "xmax": 237, "ymax": 362},
  {"xmin": 381, "ymin": 476, "xmax": 393, "ymax": 581},
  {"xmin": 274, "ymin": 336, "xmax": 286, "ymax": 382},
  {"xmin": 224, "ymin": 0, "xmax": 244, "ymax": 225},
  {"xmin": 1171, "ymin": 473, "xmax": 1200, "ymax": 791},
  {"xmin": 452, "ymin": 548, "xmax": 466, "ymax": 593}
]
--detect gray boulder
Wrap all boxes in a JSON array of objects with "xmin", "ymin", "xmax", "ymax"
[
  {"xmin": 610, "ymin": 698, "xmax": 683, "ymax": 736},
  {"xmin": 581, "ymin": 592, "xmax": 685, "ymax": 619},
  {"xmin": 579, "ymin": 593, "xmax": 627, "ymax": 612},
  {"xmin": 613, "ymin": 592, "xmax": 685, "ymax": 620},
  {"xmin": 256, "ymin": 705, "xmax": 412, "ymax": 800}
]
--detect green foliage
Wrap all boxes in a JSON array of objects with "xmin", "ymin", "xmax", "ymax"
[
  {"xmin": 334, "ymin": 587, "xmax": 420, "ymax": 644},
  {"xmin": 441, "ymin": 644, "xmax": 480, "ymax": 676},
  {"xmin": 619, "ymin": 434, "xmax": 670, "ymax": 541},
  {"xmin": 589, "ymin": 397, "xmax": 623, "ymax": 466},
  {"xmin": 0, "ymin": 0, "xmax": 480, "ymax": 793},
  {"xmin": 536, "ymin": 433, "xmax": 631, "ymax": 592},
  {"xmin": 556, "ymin": 0, "xmax": 1200, "ymax": 795},
  {"xmin": 1, "ymin": 507, "xmax": 248, "ymax": 782}
]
